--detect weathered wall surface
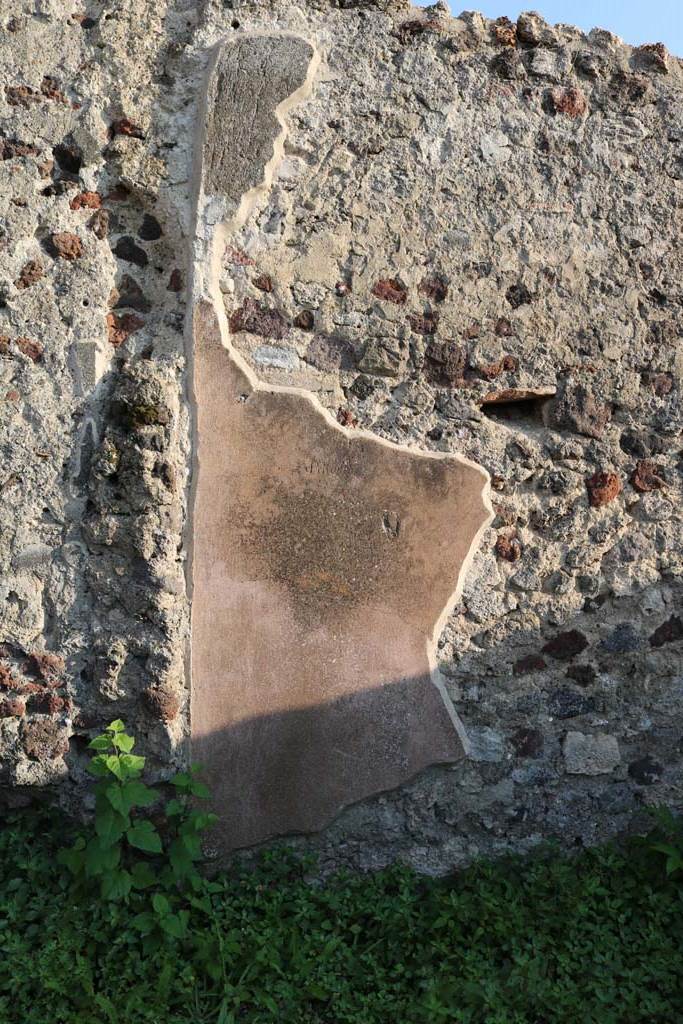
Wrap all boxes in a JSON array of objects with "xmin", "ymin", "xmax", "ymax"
[{"xmin": 1, "ymin": 0, "xmax": 682, "ymax": 874}]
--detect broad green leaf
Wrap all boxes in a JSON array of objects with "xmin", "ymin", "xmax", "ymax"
[
  {"xmin": 127, "ymin": 821, "xmax": 162, "ymax": 854},
  {"xmin": 170, "ymin": 771, "xmax": 193, "ymax": 791},
  {"xmin": 112, "ymin": 732, "xmax": 135, "ymax": 753},
  {"xmin": 131, "ymin": 861, "xmax": 156, "ymax": 890},
  {"xmin": 189, "ymin": 780, "xmax": 210, "ymax": 799},
  {"xmin": 152, "ymin": 893, "xmax": 171, "ymax": 917},
  {"xmin": 104, "ymin": 755, "xmax": 125, "ymax": 781},
  {"xmin": 87, "ymin": 755, "xmax": 111, "ymax": 778},
  {"xmin": 101, "ymin": 868, "xmax": 132, "ymax": 901},
  {"xmin": 160, "ymin": 913, "xmax": 186, "ymax": 939},
  {"xmin": 107, "ymin": 720, "xmax": 126, "ymax": 733},
  {"xmin": 95, "ymin": 804, "xmax": 128, "ymax": 847},
  {"xmin": 88, "ymin": 735, "xmax": 112, "ymax": 751},
  {"xmin": 119, "ymin": 753, "xmax": 146, "ymax": 778},
  {"xmin": 106, "ymin": 780, "xmax": 156, "ymax": 815},
  {"xmin": 85, "ymin": 837, "xmax": 120, "ymax": 877},
  {"xmin": 131, "ymin": 912, "xmax": 155, "ymax": 934},
  {"xmin": 165, "ymin": 798, "xmax": 184, "ymax": 818}
]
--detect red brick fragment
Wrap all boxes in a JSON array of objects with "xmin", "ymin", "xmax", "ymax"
[
  {"xmin": 631, "ymin": 460, "xmax": 666, "ymax": 493},
  {"xmin": 5, "ymin": 84, "xmax": 41, "ymax": 107},
  {"xmin": 110, "ymin": 117, "xmax": 145, "ymax": 140},
  {"xmin": 143, "ymin": 684, "xmax": 181, "ymax": 724},
  {"xmin": 495, "ymin": 532, "xmax": 522, "ymax": 562},
  {"xmin": 336, "ymin": 408, "xmax": 358, "ymax": 428},
  {"xmin": 253, "ymin": 274, "xmax": 273, "ymax": 293},
  {"xmin": 167, "ymin": 268, "xmax": 183, "ymax": 292},
  {"xmin": 0, "ymin": 697, "xmax": 25, "ymax": 717},
  {"xmin": 40, "ymin": 76, "xmax": 67, "ymax": 103},
  {"xmin": 418, "ymin": 275, "xmax": 448, "ymax": 302},
  {"xmin": 1, "ymin": 137, "xmax": 39, "ymax": 160},
  {"xmin": 28, "ymin": 690, "xmax": 69, "ymax": 715},
  {"xmin": 49, "ymin": 232, "xmax": 84, "ymax": 261},
  {"xmin": 371, "ymin": 278, "xmax": 407, "ymax": 305},
  {"xmin": 28, "ymin": 651, "xmax": 65, "ymax": 685},
  {"xmin": 634, "ymin": 43, "xmax": 668, "ymax": 73},
  {"xmin": 513, "ymin": 654, "xmax": 547, "ymax": 676},
  {"xmin": 650, "ymin": 373, "xmax": 672, "ymax": 396},
  {"xmin": 22, "ymin": 719, "xmax": 69, "ymax": 760},
  {"xmin": 586, "ymin": 470, "xmax": 622, "ymax": 508},
  {"xmin": 0, "ymin": 663, "xmax": 16, "ymax": 689},
  {"xmin": 492, "ymin": 16, "xmax": 516, "ymax": 46},
  {"xmin": 225, "ymin": 245, "xmax": 255, "ymax": 266},
  {"xmin": 408, "ymin": 312, "xmax": 438, "ymax": 335},
  {"xmin": 106, "ymin": 312, "xmax": 145, "ymax": 348},
  {"xmin": 15, "ymin": 260, "xmax": 44, "ymax": 290},
  {"xmin": 15, "ymin": 338, "xmax": 43, "ymax": 363},
  {"xmin": 550, "ymin": 86, "xmax": 588, "ymax": 119},
  {"xmin": 70, "ymin": 191, "xmax": 101, "ymax": 211}
]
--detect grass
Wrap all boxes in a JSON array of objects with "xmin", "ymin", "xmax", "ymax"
[{"xmin": 0, "ymin": 808, "xmax": 682, "ymax": 1024}]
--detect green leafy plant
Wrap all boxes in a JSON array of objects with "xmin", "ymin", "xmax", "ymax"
[
  {"xmin": 646, "ymin": 806, "xmax": 683, "ymax": 877},
  {"xmin": 58, "ymin": 720, "xmax": 217, "ymax": 905}
]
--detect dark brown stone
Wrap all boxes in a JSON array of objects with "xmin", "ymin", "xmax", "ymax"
[
  {"xmin": 40, "ymin": 76, "xmax": 67, "ymax": 103},
  {"xmin": 253, "ymin": 274, "xmax": 273, "ymax": 293},
  {"xmin": 505, "ymin": 283, "xmax": 532, "ymax": 309},
  {"xmin": 586, "ymin": 471, "xmax": 622, "ymax": 508},
  {"xmin": 0, "ymin": 697, "xmax": 25, "ymax": 718},
  {"xmin": 113, "ymin": 275, "xmax": 151, "ymax": 313},
  {"xmin": 418, "ymin": 275, "xmax": 448, "ymax": 302},
  {"xmin": 110, "ymin": 117, "xmax": 145, "ymax": 139},
  {"xmin": 27, "ymin": 651, "xmax": 64, "ymax": 685},
  {"xmin": 513, "ymin": 654, "xmax": 547, "ymax": 676},
  {"xmin": 1, "ymin": 136, "xmax": 39, "ymax": 160},
  {"xmin": 631, "ymin": 460, "xmax": 666, "ymax": 493},
  {"xmin": 566, "ymin": 664, "xmax": 596, "ymax": 687},
  {"xmin": 229, "ymin": 297, "xmax": 288, "ymax": 339},
  {"xmin": 293, "ymin": 309, "xmax": 314, "ymax": 331},
  {"xmin": 143, "ymin": 684, "xmax": 182, "ymax": 723},
  {"xmin": 15, "ymin": 260, "xmax": 44, "ymax": 290},
  {"xmin": 424, "ymin": 341, "xmax": 465, "ymax": 387},
  {"xmin": 512, "ymin": 727, "xmax": 543, "ymax": 758},
  {"xmin": 372, "ymin": 278, "xmax": 407, "ymax": 305},
  {"xmin": 22, "ymin": 719, "xmax": 69, "ymax": 760},
  {"xmin": 15, "ymin": 338, "xmax": 43, "ymax": 363},
  {"xmin": 167, "ymin": 269, "xmax": 183, "ymax": 292},
  {"xmin": 407, "ymin": 312, "xmax": 438, "ymax": 335},
  {"xmin": 628, "ymin": 755, "xmax": 663, "ymax": 785},
  {"xmin": 138, "ymin": 214, "xmax": 162, "ymax": 241},
  {"xmin": 649, "ymin": 615, "xmax": 683, "ymax": 649},
  {"xmin": 113, "ymin": 236, "xmax": 148, "ymax": 267},
  {"xmin": 5, "ymin": 84, "xmax": 41, "ymax": 107},
  {"xmin": 495, "ymin": 532, "xmax": 522, "ymax": 562},
  {"xmin": 542, "ymin": 629, "xmax": 589, "ymax": 661}
]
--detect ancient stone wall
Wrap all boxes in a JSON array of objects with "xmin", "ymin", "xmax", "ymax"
[{"xmin": 1, "ymin": 0, "xmax": 682, "ymax": 874}]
